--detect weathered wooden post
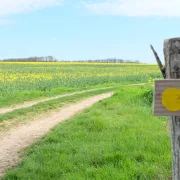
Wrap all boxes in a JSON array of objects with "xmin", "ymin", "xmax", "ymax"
[
  {"xmin": 152, "ymin": 38, "xmax": 180, "ymax": 180},
  {"xmin": 165, "ymin": 38, "xmax": 180, "ymax": 180}
]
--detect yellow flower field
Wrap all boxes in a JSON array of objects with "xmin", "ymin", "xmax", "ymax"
[{"xmin": 0, "ymin": 62, "xmax": 161, "ymax": 99}]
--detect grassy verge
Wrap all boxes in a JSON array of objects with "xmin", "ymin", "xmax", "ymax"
[
  {"xmin": 0, "ymin": 88, "xmax": 116, "ymax": 131},
  {"xmin": 3, "ymin": 86, "xmax": 171, "ymax": 179},
  {"xmin": 0, "ymin": 87, "xmax": 76, "ymax": 108},
  {"xmin": 0, "ymin": 81, "xmax": 145, "ymax": 108}
]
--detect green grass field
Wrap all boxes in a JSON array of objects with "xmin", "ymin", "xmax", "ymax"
[
  {"xmin": 1, "ymin": 62, "xmax": 171, "ymax": 179},
  {"xmin": 0, "ymin": 87, "xmax": 116, "ymax": 131},
  {"xmin": 0, "ymin": 62, "xmax": 160, "ymax": 107},
  {"xmin": 3, "ymin": 86, "xmax": 171, "ymax": 179}
]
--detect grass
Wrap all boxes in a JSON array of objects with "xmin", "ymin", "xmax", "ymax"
[
  {"xmin": 3, "ymin": 86, "xmax": 172, "ymax": 179},
  {"xmin": 0, "ymin": 62, "xmax": 161, "ymax": 107},
  {"xmin": 0, "ymin": 87, "xmax": 76, "ymax": 108},
  {"xmin": 0, "ymin": 87, "xmax": 116, "ymax": 130},
  {"xmin": 0, "ymin": 82, "xmax": 143, "ymax": 108}
]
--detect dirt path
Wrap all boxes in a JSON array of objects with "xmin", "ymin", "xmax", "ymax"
[
  {"xmin": 0, "ymin": 83, "xmax": 145, "ymax": 116},
  {"xmin": 0, "ymin": 87, "xmax": 113, "ymax": 115},
  {"xmin": 0, "ymin": 92, "xmax": 113, "ymax": 177}
]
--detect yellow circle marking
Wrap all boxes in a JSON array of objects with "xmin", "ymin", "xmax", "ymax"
[{"xmin": 162, "ymin": 88, "xmax": 180, "ymax": 112}]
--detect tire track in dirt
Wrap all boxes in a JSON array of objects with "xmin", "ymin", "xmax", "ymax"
[
  {"xmin": 0, "ymin": 87, "xmax": 113, "ymax": 115},
  {"xmin": 0, "ymin": 92, "xmax": 113, "ymax": 177},
  {"xmin": 0, "ymin": 83, "xmax": 145, "ymax": 115}
]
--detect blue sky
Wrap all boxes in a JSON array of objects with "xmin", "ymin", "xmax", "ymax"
[{"xmin": 1, "ymin": 0, "xmax": 180, "ymax": 63}]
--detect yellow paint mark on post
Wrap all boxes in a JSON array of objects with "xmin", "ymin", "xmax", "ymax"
[{"xmin": 162, "ymin": 88, "xmax": 180, "ymax": 112}]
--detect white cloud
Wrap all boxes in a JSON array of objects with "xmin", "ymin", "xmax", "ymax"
[
  {"xmin": 0, "ymin": 0, "xmax": 63, "ymax": 16},
  {"xmin": 84, "ymin": 0, "xmax": 180, "ymax": 16}
]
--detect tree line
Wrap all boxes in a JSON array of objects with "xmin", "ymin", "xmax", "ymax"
[
  {"xmin": 1, "ymin": 56, "xmax": 57, "ymax": 62},
  {"xmin": 75, "ymin": 58, "xmax": 140, "ymax": 63},
  {"xmin": 1, "ymin": 57, "xmax": 140, "ymax": 63}
]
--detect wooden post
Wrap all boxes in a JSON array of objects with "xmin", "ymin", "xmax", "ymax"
[{"xmin": 164, "ymin": 38, "xmax": 180, "ymax": 180}]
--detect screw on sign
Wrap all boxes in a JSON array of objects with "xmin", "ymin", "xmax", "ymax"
[{"xmin": 151, "ymin": 38, "xmax": 180, "ymax": 180}]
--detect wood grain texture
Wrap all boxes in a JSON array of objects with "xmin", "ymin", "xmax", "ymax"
[
  {"xmin": 153, "ymin": 79, "xmax": 180, "ymax": 116},
  {"xmin": 164, "ymin": 38, "xmax": 180, "ymax": 180}
]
